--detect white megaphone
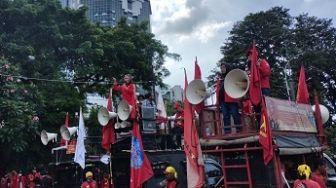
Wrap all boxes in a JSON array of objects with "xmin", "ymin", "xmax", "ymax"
[
  {"xmin": 312, "ymin": 104, "xmax": 330, "ymax": 124},
  {"xmin": 98, "ymin": 107, "xmax": 117, "ymax": 126},
  {"xmin": 60, "ymin": 126, "xmax": 78, "ymax": 141},
  {"xmin": 117, "ymin": 100, "xmax": 132, "ymax": 121},
  {"xmin": 114, "ymin": 121, "xmax": 122, "ymax": 129},
  {"xmin": 186, "ymin": 79, "xmax": 208, "ymax": 104},
  {"xmin": 120, "ymin": 121, "xmax": 132, "ymax": 129},
  {"xmin": 224, "ymin": 69, "xmax": 250, "ymax": 99},
  {"xmin": 41, "ymin": 130, "xmax": 57, "ymax": 145}
]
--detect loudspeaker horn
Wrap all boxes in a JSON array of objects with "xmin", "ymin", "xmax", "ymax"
[
  {"xmin": 186, "ymin": 79, "xmax": 208, "ymax": 104},
  {"xmin": 114, "ymin": 122, "xmax": 122, "ymax": 129},
  {"xmin": 60, "ymin": 126, "xmax": 78, "ymax": 141},
  {"xmin": 41, "ymin": 130, "xmax": 57, "ymax": 145},
  {"xmin": 224, "ymin": 69, "xmax": 250, "ymax": 99},
  {"xmin": 98, "ymin": 107, "xmax": 117, "ymax": 126},
  {"xmin": 120, "ymin": 121, "xmax": 132, "ymax": 129},
  {"xmin": 117, "ymin": 100, "xmax": 132, "ymax": 121},
  {"xmin": 312, "ymin": 104, "xmax": 330, "ymax": 124}
]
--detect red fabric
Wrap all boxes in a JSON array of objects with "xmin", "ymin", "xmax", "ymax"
[
  {"xmin": 258, "ymin": 59, "xmax": 271, "ymax": 89},
  {"xmin": 113, "ymin": 83, "xmax": 137, "ymax": 119},
  {"xmin": 183, "ymin": 69, "xmax": 205, "ymax": 188},
  {"xmin": 314, "ymin": 92, "xmax": 327, "ymax": 145},
  {"xmin": 130, "ymin": 122, "xmax": 154, "ymax": 188},
  {"xmin": 249, "ymin": 42, "xmax": 262, "ymax": 105},
  {"xmin": 242, "ymin": 99, "xmax": 253, "ymax": 114},
  {"xmin": 175, "ymin": 111, "xmax": 184, "ymax": 127},
  {"xmin": 166, "ymin": 180, "xmax": 178, "ymax": 188},
  {"xmin": 293, "ymin": 179, "xmax": 321, "ymax": 188},
  {"xmin": 101, "ymin": 178, "xmax": 111, "ymax": 188},
  {"xmin": 215, "ymin": 79, "xmax": 239, "ymax": 103},
  {"xmin": 27, "ymin": 174, "xmax": 35, "ymax": 188},
  {"xmin": 296, "ymin": 65, "xmax": 310, "ymax": 104},
  {"xmin": 18, "ymin": 175, "xmax": 26, "ymax": 188},
  {"xmin": 194, "ymin": 59, "xmax": 204, "ymax": 114},
  {"xmin": 101, "ymin": 89, "xmax": 116, "ymax": 151},
  {"xmin": 81, "ymin": 180, "xmax": 97, "ymax": 188},
  {"xmin": 10, "ymin": 175, "xmax": 18, "ymax": 188},
  {"xmin": 60, "ymin": 113, "xmax": 69, "ymax": 146},
  {"xmin": 311, "ymin": 173, "xmax": 326, "ymax": 188},
  {"xmin": 258, "ymin": 98, "xmax": 273, "ymax": 165}
]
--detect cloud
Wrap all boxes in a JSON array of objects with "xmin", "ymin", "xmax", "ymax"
[
  {"xmin": 156, "ymin": 0, "xmax": 210, "ymax": 35},
  {"xmin": 150, "ymin": 0, "xmax": 336, "ymax": 88}
]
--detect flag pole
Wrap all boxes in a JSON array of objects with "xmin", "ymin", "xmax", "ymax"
[{"xmin": 109, "ymin": 148, "xmax": 114, "ymax": 187}]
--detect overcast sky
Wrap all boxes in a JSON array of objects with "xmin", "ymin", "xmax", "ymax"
[{"xmin": 150, "ymin": 0, "xmax": 336, "ymax": 88}]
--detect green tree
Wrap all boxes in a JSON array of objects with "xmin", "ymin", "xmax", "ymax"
[
  {"xmin": 0, "ymin": 0, "xmax": 178, "ymax": 172},
  {"xmin": 216, "ymin": 7, "xmax": 292, "ymax": 98}
]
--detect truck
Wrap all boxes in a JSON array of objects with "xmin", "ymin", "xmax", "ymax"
[{"xmin": 199, "ymin": 96, "xmax": 331, "ymax": 187}]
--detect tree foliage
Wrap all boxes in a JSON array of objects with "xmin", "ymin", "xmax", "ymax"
[{"xmin": 0, "ymin": 0, "xmax": 178, "ymax": 172}]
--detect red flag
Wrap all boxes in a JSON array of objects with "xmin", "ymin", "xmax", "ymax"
[
  {"xmin": 313, "ymin": 91, "xmax": 327, "ymax": 145},
  {"xmin": 296, "ymin": 65, "xmax": 309, "ymax": 104},
  {"xmin": 258, "ymin": 99, "xmax": 273, "ymax": 165},
  {"xmin": 194, "ymin": 57, "xmax": 201, "ymax": 80},
  {"xmin": 183, "ymin": 69, "xmax": 205, "ymax": 188},
  {"xmin": 130, "ymin": 122, "xmax": 154, "ymax": 188},
  {"xmin": 101, "ymin": 88, "xmax": 116, "ymax": 151},
  {"xmin": 249, "ymin": 42, "xmax": 262, "ymax": 105},
  {"xmin": 60, "ymin": 113, "xmax": 69, "ymax": 146},
  {"xmin": 194, "ymin": 57, "xmax": 204, "ymax": 114}
]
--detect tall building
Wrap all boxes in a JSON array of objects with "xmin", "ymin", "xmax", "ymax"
[
  {"xmin": 169, "ymin": 85, "xmax": 184, "ymax": 102},
  {"xmin": 81, "ymin": 0, "xmax": 151, "ymax": 27},
  {"xmin": 59, "ymin": 0, "xmax": 82, "ymax": 9}
]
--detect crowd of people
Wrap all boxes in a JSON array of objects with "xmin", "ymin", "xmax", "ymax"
[{"xmin": 0, "ymin": 169, "xmax": 52, "ymax": 188}]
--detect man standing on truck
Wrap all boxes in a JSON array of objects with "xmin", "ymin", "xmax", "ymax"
[
  {"xmin": 293, "ymin": 164, "xmax": 321, "ymax": 188},
  {"xmin": 216, "ymin": 63, "xmax": 241, "ymax": 134}
]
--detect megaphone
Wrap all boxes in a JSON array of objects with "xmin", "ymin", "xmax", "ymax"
[
  {"xmin": 60, "ymin": 126, "xmax": 78, "ymax": 141},
  {"xmin": 98, "ymin": 107, "xmax": 117, "ymax": 126},
  {"xmin": 224, "ymin": 69, "xmax": 250, "ymax": 99},
  {"xmin": 312, "ymin": 104, "xmax": 330, "ymax": 124},
  {"xmin": 117, "ymin": 100, "xmax": 132, "ymax": 121},
  {"xmin": 120, "ymin": 121, "xmax": 132, "ymax": 129},
  {"xmin": 186, "ymin": 79, "xmax": 208, "ymax": 104},
  {"xmin": 114, "ymin": 121, "xmax": 122, "ymax": 129},
  {"xmin": 41, "ymin": 130, "xmax": 57, "ymax": 145}
]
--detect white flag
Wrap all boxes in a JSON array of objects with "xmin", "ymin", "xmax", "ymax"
[
  {"xmin": 74, "ymin": 107, "xmax": 86, "ymax": 169},
  {"xmin": 156, "ymin": 90, "xmax": 167, "ymax": 118}
]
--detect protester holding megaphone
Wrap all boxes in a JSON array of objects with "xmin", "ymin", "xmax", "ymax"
[
  {"xmin": 112, "ymin": 74, "xmax": 137, "ymax": 120},
  {"xmin": 216, "ymin": 63, "xmax": 241, "ymax": 134}
]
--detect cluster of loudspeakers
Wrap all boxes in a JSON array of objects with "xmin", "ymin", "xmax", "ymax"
[
  {"xmin": 97, "ymin": 100, "xmax": 132, "ymax": 129},
  {"xmin": 40, "ymin": 100, "xmax": 134, "ymax": 145},
  {"xmin": 40, "ymin": 125, "xmax": 78, "ymax": 146},
  {"xmin": 186, "ymin": 68, "xmax": 329, "ymax": 123}
]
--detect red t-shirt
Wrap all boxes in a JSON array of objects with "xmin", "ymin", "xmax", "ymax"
[
  {"xmin": 166, "ymin": 179, "xmax": 178, "ymax": 188},
  {"xmin": 113, "ymin": 83, "xmax": 137, "ymax": 119},
  {"xmin": 81, "ymin": 180, "xmax": 97, "ymax": 188},
  {"xmin": 258, "ymin": 59, "xmax": 271, "ymax": 89},
  {"xmin": 293, "ymin": 179, "xmax": 321, "ymax": 188},
  {"xmin": 311, "ymin": 173, "xmax": 326, "ymax": 188}
]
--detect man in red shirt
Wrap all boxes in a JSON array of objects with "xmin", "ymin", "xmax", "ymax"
[
  {"xmin": 113, "ymin": 74, "xmax": 137, "ymax": 120},
  {"xmin": 159, "ymin": 166, "xmax": 178, "ymax": 188},
  {"xmin": 247, "ymin": 48, "xmax": 272, "ymax": 96},
  {"xmin": 81, "ymin": 171, "xmax": 97, "ymax": 188},
  {"xmin": 293, "ymin": 164, "xmax": 321, "ymax": 188},
  {"xmin": 311, "ymin": 160, "xmax": 327, "ymax": 188}
]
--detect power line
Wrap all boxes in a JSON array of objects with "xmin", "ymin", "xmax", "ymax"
[{"xmin": 0, "ymin": 73, "xmax": 154, "ymax": 85}]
